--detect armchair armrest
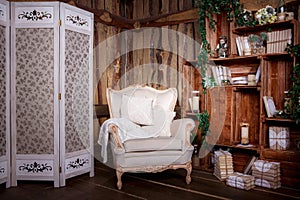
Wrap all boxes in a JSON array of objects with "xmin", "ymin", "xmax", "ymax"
[
  {"xmin": 108, "ymin": 123, "xmax": 125, "ymax": 151},
  {"xmin": 170, "ymin": 118, "xmax": 195, "ymax": 147}
]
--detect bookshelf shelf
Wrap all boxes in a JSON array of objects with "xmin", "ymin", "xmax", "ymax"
[
  {"xmin": 232, "ymin": 19, "xmax": 297, "ymax": 35},
  {"xmin": 260, "ymin": 52, "xmax": 292, "ymax": 61},
  {"xmin": 184, "ymin": 55, "xmax": 260, "ymax": 66},
  {"xmin": 265, "ymin": 117, "xmax": 295, "ymax": 123},
  {"xmin": 209, "ymin": 55, "xmax": 260, "ymax": 66},
  {"xmin": 232, "ymin": 85, "xmax": 260, "ymax": 91},
  {"xmin": 214, "ymin": 144, "xmax": 258, "ymax": 152},
  {"xmin": 233, "ymin": 145, "xmax": 258, "ymax": 151},
  {"xmin": 210, "ymin": 55, "xmax": 258, "ymax": 61}
]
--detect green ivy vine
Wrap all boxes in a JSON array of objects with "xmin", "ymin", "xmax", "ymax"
[
  {"xmin": 196, "ymin": 110, "xmax": 210, "ymax": 145},
  {"xmin": 286, "ymin": 43, "xmax": 300, "ymax": 124}
]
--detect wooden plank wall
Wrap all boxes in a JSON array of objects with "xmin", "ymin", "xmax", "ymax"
[{"xmin": 89, "ymin": 0, "xmax": 199, "ymax": 113}]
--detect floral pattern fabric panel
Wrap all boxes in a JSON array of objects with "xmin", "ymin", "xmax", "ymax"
[
  {"xmin": 64, "ymin": 29, "xmax": 90, "ymax": 153},
  {"xmin": 0, "ymin": 25, "xmax": 6, "ymax": 156},
  {"xmin": 15, "ymin": 28, "xmax": 54, "ymax": 154}
]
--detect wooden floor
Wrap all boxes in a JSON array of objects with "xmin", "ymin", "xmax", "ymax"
[{"xmin": 1, "ymin": 160, "xmax": 300, "ymax": 200}]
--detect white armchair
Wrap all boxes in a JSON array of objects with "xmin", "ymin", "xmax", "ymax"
[{"xmin": 98, "ymin": 85, "xmax": 195, "ymax": 190}]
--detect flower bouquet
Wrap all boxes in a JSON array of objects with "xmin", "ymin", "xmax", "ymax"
[{"xmin": 255, "ymin": 5, "xmax": 277, "ymax": 25}]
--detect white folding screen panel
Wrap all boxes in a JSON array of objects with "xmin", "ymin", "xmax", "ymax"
[
  {"xmin": 10, "ymin": 1, "xmax": 94, "ymax": 187},
  {"xmin": 11, "ymin": 2, "xmax": 60, "ymax": 187},
  {"xmin": 59, "ymin": 3, "xmax": 94, "ymax": 186},
  {"xmin": 0, "ymin": 0, "xmax": 10, "ymax": 188}
]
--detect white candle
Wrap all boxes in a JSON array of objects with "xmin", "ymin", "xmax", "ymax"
[
  {"xmin": 192, "ymin": 96, "xmax": 199, "ymax": 113},
  {"xmin": 241, "ymin": 126, "xmax": 249, "ymax": 144}
]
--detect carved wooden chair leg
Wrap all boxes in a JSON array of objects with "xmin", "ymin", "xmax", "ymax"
[
  {"xmin": 116, "ymin": 169, "xmax": 123, "ymax": 190},
  {"xmin": 185, "ymin": 162, "xmax": 192, "ymax": 184}
]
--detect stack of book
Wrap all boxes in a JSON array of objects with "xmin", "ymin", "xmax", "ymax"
[
  {"xmin": 252, "ymin": 160, "xmax": 281, "ymax": 189},
  {"xmin": 226, "ymin": 172, "xmax": 255, "ymax": 190},
  {"xmin": 210, "ymin": 65, "xmax": 232, "ymax": 86},
  {"xmin": 236, "ymin": 36, "xmax": 250, "ymax": 56},
  {"xmin": 267, "ymin": 29, "xmax": 292, "ymax": 54},
  {"xmin": 213, "ymin": 150, "xmax": 234, "ymax": 181},
  {"xmin": 231, "ymin": 76, "xmax": 248, "ymax": 85}
]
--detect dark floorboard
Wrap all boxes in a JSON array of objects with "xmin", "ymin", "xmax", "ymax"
[{"xmin": 1, "ymin": 160, "xmax": 300, "ymax": 200}]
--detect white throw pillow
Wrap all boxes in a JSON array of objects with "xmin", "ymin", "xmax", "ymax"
[
  {"xmin": 154, "ymin": 88, "xmax": 177, "ymax": 111},
  {"xmin": 141, "ymin": 105, "xmax": 175, "ymax": 137},
  {"xmin": 121, "ymin": 94, "xmax": 154, "ymax": 125}
]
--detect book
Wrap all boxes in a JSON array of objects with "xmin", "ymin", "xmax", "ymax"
[
  {"xmin": 232, "ymin": 76, "xmax": 247, "ymax": 85},
  {"xmin": 266, "ymin": 29, "xmax": 292, "ymax": 54},
  {"xmin": 236, "ymin": 37, "xmax": 243, "ymax": 56},
  {"xmin": 263, "ymin": 96, "xmax": 277, "ymax": 117},
  {"xmin": 243, "ymin": 154, "xmax": 258, "ymax": 174},
  {"xmin": 255, "ymin": 66, "xmax": 260, "ymax": 83},
  {"xmin": 211, "ymin": 65, "xmax": 220, "ymax": 86}
]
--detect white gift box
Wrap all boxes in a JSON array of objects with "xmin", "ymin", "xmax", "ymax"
[
  {"xmin": 213, "ymin": 150, "xmax": 233, "ymax": 181},
  {"xmin": 252, "ymin": 160, "xmax": 281, "ymax": 189},
  {"xmin": 269, "ymin": 126, "xmax": 290, "ymax": 150},
  {"xmin": 226, "ymin": 172, "xmax": 255, "ymax": 190}
]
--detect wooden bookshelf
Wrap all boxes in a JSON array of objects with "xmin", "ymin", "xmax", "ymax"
[{"xmin": 186, "ymin": 19, "xmax": 300, "ymax": 187}]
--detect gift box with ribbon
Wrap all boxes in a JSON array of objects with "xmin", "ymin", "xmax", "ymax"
[
  {"xmin": 252, "ymin": 160, "xmax": 281, "ymax": 189},
  {"xmin": 213, "ymin": 150, "xmax": 234, "ymax": 181},
  {"xmin": 226, "ymin": 172, "xmax": 255, "ymax": 190},
  {"xmin": 269, "ymin": 126, "xmax": 290, "ymax": 150}
]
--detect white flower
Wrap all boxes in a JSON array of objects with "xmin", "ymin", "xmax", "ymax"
[
  {"xmin": 255, "ymin": 5, "xmax": 276, "ymax": 25},
  {"xmin": 256, "ymin": 14, "xmax": 262, "ymax": 19}
]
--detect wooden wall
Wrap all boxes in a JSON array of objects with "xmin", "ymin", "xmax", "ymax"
[
  {"xmin": 69, "ymin": 0, "xmax": 200, "ymax": 140},
  {"xmin": 91, "ymin": 0, "xmax": 200, "ymax": 111}
]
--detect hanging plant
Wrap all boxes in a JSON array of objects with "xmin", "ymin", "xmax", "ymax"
[{"xmin": 286, "ymin": 43, "xmax": 300, "ymax": 124}]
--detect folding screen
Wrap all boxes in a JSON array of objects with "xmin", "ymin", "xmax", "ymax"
[
  {"xmin": 59, "ymin": 2, "xmax": 94, "ymax": 186},
  {"xmin": 0, "ymin": 0, "xmax": 10, "ymax": 188},
  {"xmin": 10, "ymin": 2, "xmax": 94, "ymax": 187}
]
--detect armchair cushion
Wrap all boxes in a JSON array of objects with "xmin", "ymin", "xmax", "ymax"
[
  {"xmin": 124, "ymin": 137, "xmax": 182, "ymax": 153},
  {"xmin": 141, "ymin": 105, "xmax": 175, "ymax": 137},
  {"xmin": 133, "ymin": 87, "xmax": 177, "ymax": 111},
  {"xmin": 107, "ymin": 85, "xmax": 177, "ymax": 118},
  {"xmin": 121, "ymin": 94, "xmax": 154, "ymax": 125}
]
